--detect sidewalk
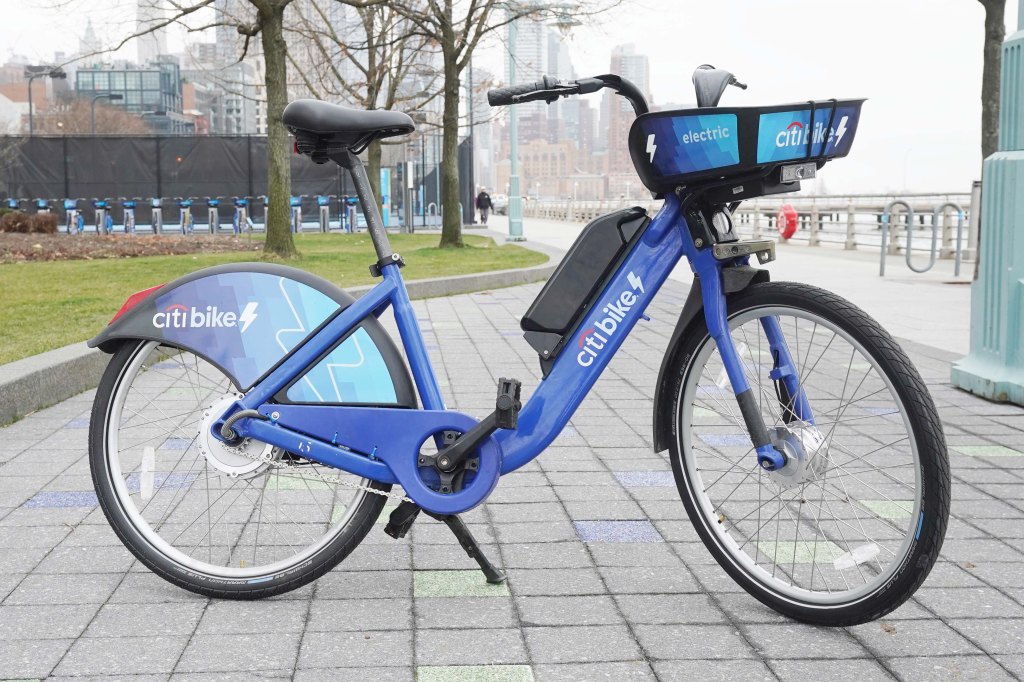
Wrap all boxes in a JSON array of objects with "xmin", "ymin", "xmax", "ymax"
[
  {"xmin": 488, "ymin": 214, "xmax": 973, "ymax": 356},
  {"xmin": 0, "ymin": 276, "xmax": 1021, "ymax": 680}
]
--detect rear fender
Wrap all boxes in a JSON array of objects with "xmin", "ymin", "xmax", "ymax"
[
  {"xmin": 89, "ymin": 262, "xmax": 416, "ymax": 406},
  {"xmin": 652, "ymin": 266, "xmax": 769, "ymax": 452}
]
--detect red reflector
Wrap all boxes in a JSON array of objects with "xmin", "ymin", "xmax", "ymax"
[
  {"xmin": 109, "ymin": 283, "xmax": 165, "ymax": 324},
  {"xmin": 293, "ymin": 139, "xmax": 299, "ymax": 154}
]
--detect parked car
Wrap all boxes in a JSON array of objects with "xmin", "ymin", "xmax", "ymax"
[{"xmin": 491, "ymin": 193, "xmax": 509, "ymax": 215}]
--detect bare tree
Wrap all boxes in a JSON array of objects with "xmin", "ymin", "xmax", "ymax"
[
  {"xmin": 57, "ymin": 0, "xmax": 359, "ymax": 258},
  {"xmin": 32, "ymin": 99, "xmax": 151, "ymax": 135},
  {"xmin": 287, "ymin": 1, "xmax": 440, "ymax": 214},
  {"xmin": 350, "ymin": 0, "xmax": 615, "ymax": 248},
  {"xmin": 979, "ymin": 0, "xmax": 1006, "ymax": 161}
]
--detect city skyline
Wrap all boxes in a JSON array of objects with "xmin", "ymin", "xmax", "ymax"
[{"xmin": 0, "ymin": 0, "xmax": 1019, "ymax": 195}]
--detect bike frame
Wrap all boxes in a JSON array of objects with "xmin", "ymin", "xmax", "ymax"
[{"xmin": 220, "ymin": 152, "xmax": 811, "ymax": 514}]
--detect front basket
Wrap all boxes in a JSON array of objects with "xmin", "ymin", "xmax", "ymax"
[{"xmin": 629, "ymin": 99, "xmax": 865, "ymax": 195}]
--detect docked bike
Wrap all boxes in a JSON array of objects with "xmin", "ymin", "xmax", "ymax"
[{"xmin": 87, "ymin": 66, "xmax": 949, "ymax": 626}]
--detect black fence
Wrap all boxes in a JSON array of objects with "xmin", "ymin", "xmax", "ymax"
[
  {"xmin": 0, "ymin": 135, "xmax": 478, "ymax": 230},
  {"xmin": 0, "ymin": 135, "xmax": 360, "ymax": 201}
]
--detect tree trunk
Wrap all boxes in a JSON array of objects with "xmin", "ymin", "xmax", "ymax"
[
  {"xmin": 260, "ymin": 4, "xmax": 298, "ymax": 259},
  {"xmin": 980, "ymin": 0, "xmax": 1005, "ymax": 160},
  {"xmin": 438, "ymin": 51, "xmax": 463, "ymax": 248}
]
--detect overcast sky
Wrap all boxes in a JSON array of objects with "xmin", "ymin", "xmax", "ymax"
[{"xmin": 4, "ymin": 0, "xmax": 1020, "ymax": 194}]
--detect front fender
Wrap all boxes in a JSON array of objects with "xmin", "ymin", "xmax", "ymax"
[
  {"xmin": 89, "ymin": 262, "xmax": 416, "ymax": 406},
  {"xmin": 652, "ymin": 266, "xmax": 769, "ymax": 452}
]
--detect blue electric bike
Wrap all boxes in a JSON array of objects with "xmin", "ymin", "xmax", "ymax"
[{"xmin": 87, "ymin": 67, "xmax": 949, "ymax": 626}]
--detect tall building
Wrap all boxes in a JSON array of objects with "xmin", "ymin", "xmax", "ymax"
[
  {"xmin": 75, "ymin": 59, "xmax": 194, "ymax": 134},
  {"xmin": 79, "ymin": 19, "xmax": 102, "ymax": 59},
  {"xmin": 467, "ymin": 66, "xmax": 495, "ymax": 192},
  {"xmin": 545, "ymin": 30, "xmax": 575, "ymax": 143},
  {"xmin": 504, "ymin": 16, "xmax": 550, "ymax": 143},
  {"xmin": 215, "ymin": 0, "xmax": 253, "ymax": 63},
  {"xmin": 136, "ymin": 0, "xmax": 169, "ymax": 65},
  {"xmin": 0, "ymin": 58, "xmax": 71, "ymax": 133},
  {"xmin": 603, "ymin": 44, "xmax": 650, "ymax": 197}
]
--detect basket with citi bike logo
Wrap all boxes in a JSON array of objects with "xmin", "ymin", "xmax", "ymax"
[{"xmin": 86, "ymin": 64, "xmax": 948, "ymax": 627}]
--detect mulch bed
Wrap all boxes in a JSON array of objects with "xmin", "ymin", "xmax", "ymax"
[{"xmin": 0, "ymin": 233, "xmax": 262, "ymax": 263}]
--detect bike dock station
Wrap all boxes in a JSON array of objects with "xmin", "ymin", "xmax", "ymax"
[{"xmin": 2, "ymin": 193, "xmax": 403, "ymax": 235}]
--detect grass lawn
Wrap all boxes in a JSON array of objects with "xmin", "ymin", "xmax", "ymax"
[{"xmin": 0, "ymin": 233, "xmax": 546, "ymax": 365}]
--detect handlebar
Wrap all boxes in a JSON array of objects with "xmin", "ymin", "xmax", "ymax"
[
  {"xmin": 487, "ymin": 75, "xmax": 566, "ymax": 106},
  {"xmin": 487, "ymin": 73, "xmax": 649, "ymax": 116}
]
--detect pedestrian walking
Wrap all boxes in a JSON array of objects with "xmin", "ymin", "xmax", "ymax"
[{"xmin": 476, "ymin": 188, "xmax": 493, "ymax": 225}]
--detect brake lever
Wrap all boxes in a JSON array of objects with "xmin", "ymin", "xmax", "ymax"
[{"xmin": 729, "ymin": 77, "xmax": 748, "ymax": 90}]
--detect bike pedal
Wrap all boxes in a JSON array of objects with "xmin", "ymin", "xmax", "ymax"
[
  {"xmin": 495, "ymin": 377, "xmax": 522, "ymax": 430},
  {"xmin": 383, "ymin": 500, "xmax": 421, "ymax": 539}
]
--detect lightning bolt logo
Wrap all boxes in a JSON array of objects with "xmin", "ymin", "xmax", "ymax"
[
  {"xmin": 834, "ymin": 115, "xmax": 849, "ymax": 147},
  {"xmin": 646, "ymin": 133, "xmax": 657, "ymax": 163},
  {"xmin": 238, "ymin": 302, "xmax": 258, "ymax": 333},
  {"xmin": 627, "ymin": 271, "xmax": 645, "ymax": 294}
]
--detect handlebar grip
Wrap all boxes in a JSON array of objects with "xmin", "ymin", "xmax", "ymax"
[{"xmin": 487, "ymin": 76, "xmax": 560, "ymax": 106}]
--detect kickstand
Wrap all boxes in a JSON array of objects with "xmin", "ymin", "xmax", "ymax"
[
  {"xmin": 428, "ymin": 512, "xmax": 507, "ymax": 584},
  {"xmin": 384, "ymin": 502, "xmax": 507, "ymax": 584}
]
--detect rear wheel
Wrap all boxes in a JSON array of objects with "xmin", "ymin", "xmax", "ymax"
[
  {"xmin": 668, "ymin": 282, "xmax": 949, "ymax": 625},
  {"xmin": 89, "ymin": 340, "xmax": 390, "ymax": 599}
]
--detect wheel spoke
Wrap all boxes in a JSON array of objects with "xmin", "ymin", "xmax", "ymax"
[
  {"xmin": 101, "ymin": 342, "xmax": 374, "ymax": 582},
  {"xmin": 677, "ymin": 301, "xmax": 930, "ymax": 609}
]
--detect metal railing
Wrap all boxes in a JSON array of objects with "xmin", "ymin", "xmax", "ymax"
[{"xmin": 522, "ymin": 192, "xmax": 976, "ymax": 274}]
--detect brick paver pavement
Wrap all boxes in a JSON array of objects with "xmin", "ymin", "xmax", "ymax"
[{"xmin": 1, "ymin": 279, "xmax": 1022, "ymax": 681}]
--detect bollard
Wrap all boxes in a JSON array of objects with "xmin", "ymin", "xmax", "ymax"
[
  {"xmin": 940, "ymin": 206, "xmax": 954, "ymax": 259},
  {"xmin": 844, "ymin": 202, "xmax": 857, "ymax": 250},
  {"xmin": 752, "ymin": 202, "xmax": 762, "ymax": 239},
  {"xmin": 809, "ymin": 208, "xmax": 821, "ymax": 246},
  {"xmin": 888, "ymin": 207, "xmax": 904, "ymax": 255}
]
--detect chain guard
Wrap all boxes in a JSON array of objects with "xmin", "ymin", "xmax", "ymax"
[{"xmin": 244, "ymin": 405, "xmax": 503, "ymax": 515}]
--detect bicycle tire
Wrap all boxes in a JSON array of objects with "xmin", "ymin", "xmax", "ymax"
[
  {"xmin": 89, "ymin": 339, "xmax": 389, "ymax": 599},
  {"xmin": 667, "ymin": 281, "xmax": 949, "ymax": 626}
]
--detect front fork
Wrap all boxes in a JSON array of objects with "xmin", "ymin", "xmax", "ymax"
[{"xmin": 698, "ymin": 259, "xmax": 814, "ymax": 471}]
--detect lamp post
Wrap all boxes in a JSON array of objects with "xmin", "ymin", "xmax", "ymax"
[
  {"xmin": 24, "ymin": 65, "xmax": 67, "ymax": 136},
  {"xmin": 502, "ymin": 3, "xmax": 580, "ymax": 241},
  {"xmin": 951, "ymin": 0, "xmax": 1024, "ymax": 405},
  {"xmin": 91, "ymin": 93, "xmax": 124, "ymax": 135},
  {"xmin": 506, "ymin": 16, "xmax": 525, "ymax": 241},
  {"xmin": 139, "ymin": 110, "xmax": 166, "ymax": 134}
]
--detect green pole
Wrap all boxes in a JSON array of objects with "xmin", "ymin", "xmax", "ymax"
[
  {"xmin": 507, "ymin": 17, "xmax": 525, "ymax": 241},
  {"xmin": 951, "ymin": 0, "xmax": 1024, "ymax": 404}
]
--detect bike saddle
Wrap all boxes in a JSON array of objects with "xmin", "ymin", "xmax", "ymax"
[{"xmin": 285, "ymin": 100, "xmax": 414, "ymax": 161}]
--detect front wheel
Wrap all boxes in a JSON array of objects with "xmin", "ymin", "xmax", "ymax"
[
  {"xmin": 89, "ymin": 340, "xmax": 390, "ymax": 599},
  {"xmin": 668, "ymin": 282, "xmax": 949, "ymax": 626}
]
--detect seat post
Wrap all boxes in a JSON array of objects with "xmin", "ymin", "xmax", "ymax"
[{"xmin": 332, "ymin": 149, "xmax": 393, "ymax": 262}]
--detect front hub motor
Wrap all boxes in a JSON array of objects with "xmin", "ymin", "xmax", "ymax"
[{"xmin": 767, "ymin": 420, "xmax": 828, "ymax": 489}]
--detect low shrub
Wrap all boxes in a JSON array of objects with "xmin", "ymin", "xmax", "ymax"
[
  {"xmin": 0, "ymin": 211, "xmax": 30, "ymax": 233},
  {"xmin": 29, "ymin": 212, "xmax": 59, "ymax": 234}
]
